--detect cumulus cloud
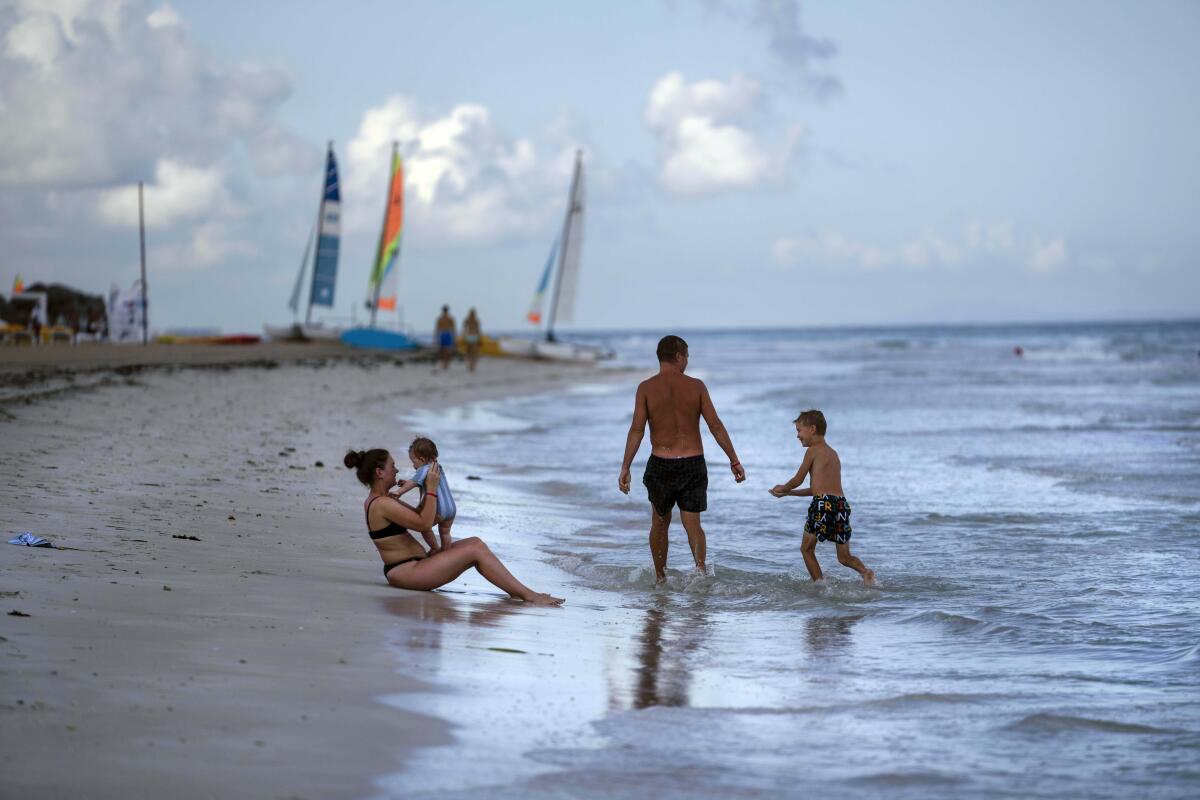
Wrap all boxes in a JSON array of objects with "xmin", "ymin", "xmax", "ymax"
[
  {"xmin": 344, "ymin": 96, "xmax": 577, "ymax": 244},
  {"xmin": 149, "ymin": 220, "xmax": 254, "ymax": 271},
  {"xmin": 0, "ymin": 0, "xmax": 315, "ymax": 279},
  {"xmin": 88, "ymin": 158, "xmax": 254, "ymax": 271},
  {"xmin": 645, "ymin": 2, "xmax": 838, "ymax": 195},
  {"xmin": 95, "ymin": 159, "xmax": 229, "ymax": 228},
  {"xmin": 644, "ymin": 71, "xmax": 803, "ymax": 196},
  {"xmin": 145, "ymin": 2, "xmax": 182, "ymax": 29},
  {"xmin": 0, "ymin": 0, "xmax": 314, "ymax": 187},
  {"xmin": 773, "ymin": 223, "xmax": 1070, "ymax": 272}
]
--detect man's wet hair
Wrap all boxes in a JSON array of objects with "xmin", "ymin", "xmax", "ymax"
[
  {"xmin": 656, "ymin": 335, "xmax": 688, "ymax": 363},
  {"xmin": 794, "ymin": 409, "xmax": 827, "ymax": 435}
]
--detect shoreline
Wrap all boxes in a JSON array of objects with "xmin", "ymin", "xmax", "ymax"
[{"xmin": 0, "ymin": 354, "xmax": 632, "ymax": 799}]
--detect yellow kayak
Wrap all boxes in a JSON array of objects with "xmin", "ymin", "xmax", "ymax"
[{"xmin": 457, "ymin": 334, "xmax": 506, "ymax": 356}]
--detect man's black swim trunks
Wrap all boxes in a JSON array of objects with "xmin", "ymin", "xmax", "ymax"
[
  {"xmin": 643, "ymin": 454, "xmax": 708, "ymax": 518},
  {"xmin": 804, "ymin": 494, "xmax": 852, "ymax": 544}
]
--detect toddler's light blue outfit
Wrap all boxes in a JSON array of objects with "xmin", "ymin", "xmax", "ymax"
[{"xmin": 412, "ymin": 463, "xmax": 456, "ymax": 522}]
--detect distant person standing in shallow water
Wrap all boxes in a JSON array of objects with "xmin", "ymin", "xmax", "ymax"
[
  {"xmin": 434, "ymin": 305, "xmax": 456, "ymax": 370},
  {"xmin": 770, "ymin": 409, "xmax": 875, "ymax": 585},
  {"xmin": 463, "ymin": 308, "xmax": 483, "ymax": 372},
  {"xmin": 619, "ymin": 335, "xmax": 746, "ymax": 582}
]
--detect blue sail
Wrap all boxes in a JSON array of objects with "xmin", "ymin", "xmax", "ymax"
[
  {"xmin": 526, "ymin": 235, "xmax": 558, "ymax": 324},
  {"xmin": 309, "ymin": 147, "xmax": 340, "ymax": 307}
]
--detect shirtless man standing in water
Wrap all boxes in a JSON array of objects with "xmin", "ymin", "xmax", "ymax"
[
  {"xmin": 619, "ymin": 335, "xmax": 746, "ymax": 582},
  {"xmin": 434, "ymin": 305, "xmax": 457, "ymax": 370}
]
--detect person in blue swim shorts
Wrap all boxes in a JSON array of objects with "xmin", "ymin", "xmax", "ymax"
[{"xmin": 434, "ymin": 304, "xmax": 457, "ymax": 370}]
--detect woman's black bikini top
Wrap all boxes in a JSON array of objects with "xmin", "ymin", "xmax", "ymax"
[{"xmin": 365, "ymin": 496, "xmax": 409, "ymax": 540}]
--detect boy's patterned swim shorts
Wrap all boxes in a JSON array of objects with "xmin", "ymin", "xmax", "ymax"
[{"xmin": 804, "ymin": 494, "xmax": 852, "ymax": 543}]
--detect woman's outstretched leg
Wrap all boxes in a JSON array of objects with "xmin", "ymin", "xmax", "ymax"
[
  {"xmin": 451, "ymin": 538, "xmax": 563, "ymax": 604},
  {"xmin": 389, "ymin": 537, "xmax": 563, "ymax": 604}
]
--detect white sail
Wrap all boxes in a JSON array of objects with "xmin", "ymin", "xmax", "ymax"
[
  {"xmin": 551, "ymin": 151, "xmax": 585, "ymax": 326},
  {"xmin": 287, "ymin": 218, "xmax": 316, "ymax": 315}
]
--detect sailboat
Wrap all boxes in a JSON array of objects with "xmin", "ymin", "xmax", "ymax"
[
  {"xmin": 340, "ymin": 142, "xmax": 419, "ymax": 350},
  {"xmin": 264, "ymin": 142, "xmax": 343, "ymax": 342},
  {"xmin": 500, "ymin": 149, "xmax": 612, "ymax": 362}
]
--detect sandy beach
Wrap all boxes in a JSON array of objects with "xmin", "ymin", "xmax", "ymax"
[{"xmin": 0, "ymin": 345, "xmax": 628, "ymax": 799}]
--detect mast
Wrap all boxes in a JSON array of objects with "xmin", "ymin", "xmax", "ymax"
[
  {"xmin": 369, "ymin": 141, "xmax": 399, "ymax": 329},
  {"xmin": 306, "ymin": 141, "xmax": 333, "ymax": 325},
  {"xmin": 288, "ymin": 216, "xmax": 317, "ymax": 321},
  {"xmin": 138, "ymin": 180, "xmax": 148, "ymax": 345},
  {"xmin": 546, "ymin": 150, "xmax": 582, "ymax": 342}
]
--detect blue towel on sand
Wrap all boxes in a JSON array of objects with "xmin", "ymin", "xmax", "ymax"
[
  {"xmin": 8, "ymin": 532, "xmax": 52, "ymax": 547},
  {"xmin": 411, "ymin": 463, "xmax": 456, "ymax": 522}
]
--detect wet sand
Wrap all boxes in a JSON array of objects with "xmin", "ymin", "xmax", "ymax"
[
  {"xmin": 0, "ymin": 341, "xmax": 414, "ymax": 406},
  {"xmin": 0, "ymin": 351, "xmax": 625, "ymax": 799}
]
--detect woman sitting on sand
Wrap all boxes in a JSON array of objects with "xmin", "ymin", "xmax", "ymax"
[{"xmin": 345, "ymin": 448, "xmax": 563, "ymax": 605}]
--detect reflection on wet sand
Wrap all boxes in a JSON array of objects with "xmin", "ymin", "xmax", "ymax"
[
  {"xmin": 379, "ymin": 591, "xmax": 530, "ymax": 652},
  {"xmin": 804, "ymin": 614, "xmax": 863, "ymax": 658},
  {"xmin": 621, "ymin": 598, "xmax": 711, "ymax": 710},
  {"xmin": 382, "ymin": 591, "xmax": 529, "ymax": 627}
]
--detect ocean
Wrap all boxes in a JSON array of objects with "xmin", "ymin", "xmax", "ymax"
[{"xmin": 378, "ymin": 320, "xmax": 1200, "ymax": 799}]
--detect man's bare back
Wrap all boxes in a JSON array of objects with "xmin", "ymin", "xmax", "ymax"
[{"xmin": 641, "ymin": 371, "xmax": 707, "ymax": 457}]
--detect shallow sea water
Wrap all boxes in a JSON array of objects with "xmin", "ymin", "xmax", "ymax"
[{"xmin": 376, "ymin": 321, "xmax": 1200, "ymax": 799}]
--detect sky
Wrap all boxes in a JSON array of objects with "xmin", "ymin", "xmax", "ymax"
[{"xmin": 1, "ymin": 0, "xmax": 1197, "ymax": 334}]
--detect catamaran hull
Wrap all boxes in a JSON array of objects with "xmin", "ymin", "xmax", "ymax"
[
  {"xmin": 496, "ymin": 337, "xmax": 538, "ymax": 357},
  {"xmin": 263, "ymin": 323, "xmax": 344, "ymax": 342},
  {"xmin": 535, "ymin": 340, "xmax": 614, "ymax": 363},
  {"xmin": 340, "ymin": 328, "xmax": 420, "ymax": 350},
  {"xmin": 496, "ymin": 337, "xmax": 612, "ymax": 362}
]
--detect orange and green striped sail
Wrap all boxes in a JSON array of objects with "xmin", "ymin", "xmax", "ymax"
[{"xmin": 368, "ymin": 144, "xmax": 403, "ymax": 317}]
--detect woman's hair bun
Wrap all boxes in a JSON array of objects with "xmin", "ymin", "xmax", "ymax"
[{"xmin": 345, "ymin": 447, "xmax": 389, "ymax": 486}]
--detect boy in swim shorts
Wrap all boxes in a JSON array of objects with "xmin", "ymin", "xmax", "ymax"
[
  {"xmin": 770, "ymin": 409, "xmax": 875, "ymax": 585},
  {"xmin": 392, "ymin": 436, "xmax": 457, "ymax": 552}
]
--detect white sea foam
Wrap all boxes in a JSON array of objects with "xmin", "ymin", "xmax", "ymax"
[{"xmin": 402, "ymin": 400, "xmax": 537, "ymax": 434}]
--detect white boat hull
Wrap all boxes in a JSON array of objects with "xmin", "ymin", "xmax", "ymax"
[
  {"xmin": 534, "ymin": 340, "xmax": 599, "ymax": 363},
  {"xmin": 263, "ymin": 323, "xmax": 345, "ymax": 342},
  {"xmin": 497, "ymin": 336, "xmax": 612, "ymax": 363},
  {"xmin": 496, "ymin": 337, "xmax": 538, "ymax": 357}
]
